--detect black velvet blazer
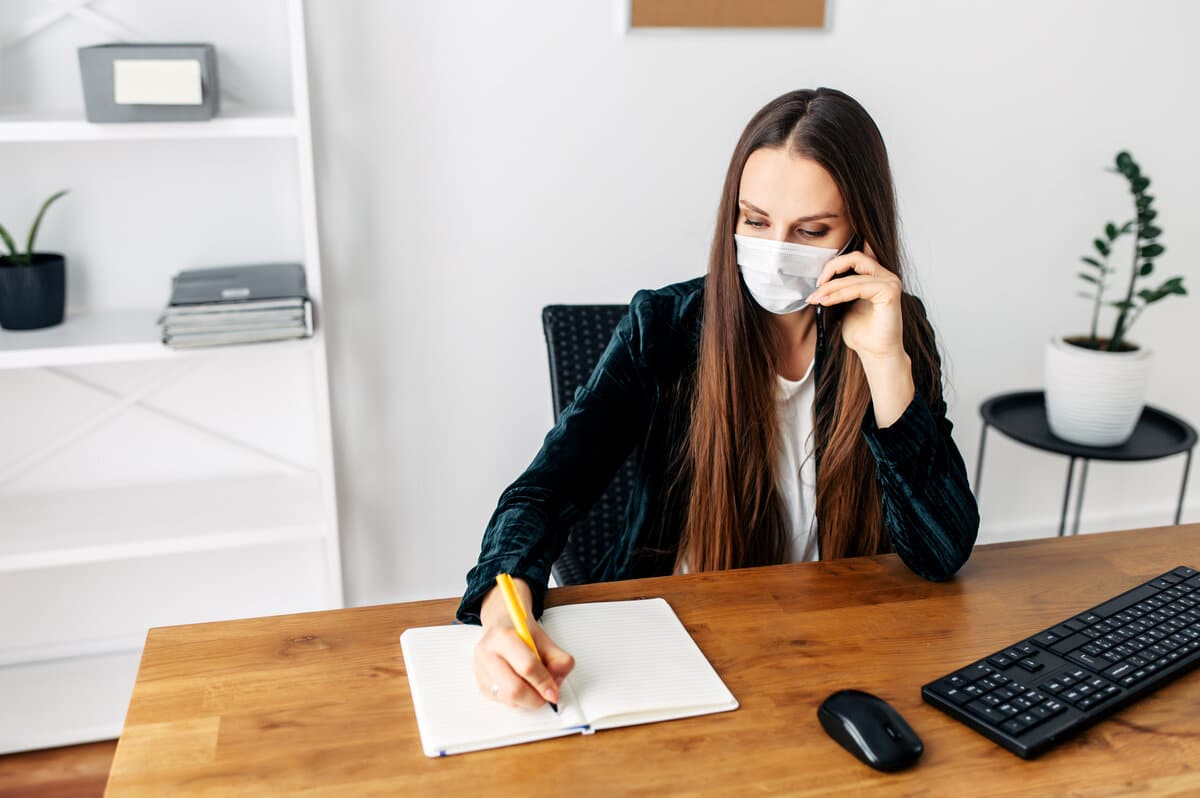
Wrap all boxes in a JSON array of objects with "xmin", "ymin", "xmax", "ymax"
[{"xmin": 457, "ymin": 276, "xmax": 980, "ymax": 624}]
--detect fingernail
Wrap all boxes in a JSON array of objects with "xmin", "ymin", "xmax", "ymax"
[{"xmin": 545, "ymin": 688, "xmax": 558, "ymax": 701}]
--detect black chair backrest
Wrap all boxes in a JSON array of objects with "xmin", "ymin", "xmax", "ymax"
[{"xmin": 541, "ymin": 304, "xmax": 637, "ymax": 585}]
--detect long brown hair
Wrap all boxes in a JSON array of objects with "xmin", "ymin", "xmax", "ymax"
[{"xmin": 674, "ymin": 87, "xmax": 943, "ymax": 572}]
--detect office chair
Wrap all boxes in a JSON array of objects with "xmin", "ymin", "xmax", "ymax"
[{"xmin": 541, "ymin": 304, "xmax": 637, "ymax": 586}]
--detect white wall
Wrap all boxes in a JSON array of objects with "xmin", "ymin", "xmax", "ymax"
[{"xmin": 305, "ymin": 1, "xmax": 1199, "ymax": 607}]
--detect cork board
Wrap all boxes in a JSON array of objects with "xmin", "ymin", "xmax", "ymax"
[{"xmin": 630, "ymin": 0, "xmax": 826, "ymax": 28}]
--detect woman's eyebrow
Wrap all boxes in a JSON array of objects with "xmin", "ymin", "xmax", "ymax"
[{"xmin": 738, "ymin": 199, "xmax": 839, "ymax": 223}]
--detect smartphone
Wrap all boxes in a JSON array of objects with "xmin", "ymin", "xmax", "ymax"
[{"xmin": 814, "ymin": 232, "xmax": 864, "ymax": 368}]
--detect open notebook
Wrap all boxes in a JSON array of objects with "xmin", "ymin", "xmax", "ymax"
[{"xmin": 400, "ymin": 597, "xmax": 738, "ymax": 757}]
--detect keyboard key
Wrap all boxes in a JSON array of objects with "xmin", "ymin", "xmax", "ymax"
[
  {"xmin": 1033, "ymin": 630, "xmax": 1062, "ymax": 646},
  {"xmin": 960, "ymin": 664, "xmax": 991, "ymax": 682},
  {"xmin": 1049, "ymin": 633, "xmax": 1091, "ymax": 654},
  {"xmin": 966, "ymin": 699, "xmax": 993, "ymax": 720},
  {"xmin": 1018, "ymin": 658, "xmax": 1044, "ymax": 673},
  {"xmin": 932, "ymin": 683, "xmax": 973, "ymax": 705},
  {"xmin": 1001, "ymin": 718, "xmax": 1027, "ymax": 735},
  {"xmin": 1042, "ymin": 679, "xmax": 1065, "ymax": 694},
  {"xmin": 988, "ymin": 654, "xmax": 1014, "ymax": 669},
  {"xmin": 1174, "ymin": 566, "xmax": 1198, "ymax": 578},
  {"xmin": 1064, "ymin": 618, "xmax": 1088, "ymax": 632},
  {"xmin": 947, "ymin": 675, "xmax": 968, "ymax": 688},
  {"xmin": 1103, "ymin": 662, "xmax": 1135, "ymax": 680},
  {"xmin": 1017, "ymin": 712, "xmax": 1041, "ymax": 728},
  {"xmin": 987, "ymin": 707, "xmax": 1010, "ymax": 725},
  {"xmin": 1067, "ymin": 651, "xmax": 1112, "ymax": 672},
  {"xmin": 1032, "ymin": 700, "xmax": 1067, "ymax": 720}
]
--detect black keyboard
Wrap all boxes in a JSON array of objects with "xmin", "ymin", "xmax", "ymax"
[{"xmin": 922, "ymin": 565, "xmax": 1200, "ymax": 759}]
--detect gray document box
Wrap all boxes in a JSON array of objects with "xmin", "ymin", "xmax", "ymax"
[{"xmin": 78, "ymin": 43, "xmax": 219, "ymax": 123}]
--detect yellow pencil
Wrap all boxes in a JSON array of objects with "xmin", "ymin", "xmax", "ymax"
[{"xmin": 495, "ymin": 573, "xmax": 558, "ymax": 712}]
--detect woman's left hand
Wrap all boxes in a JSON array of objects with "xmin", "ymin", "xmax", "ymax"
[
  {"xmin": 805, "ymin": 243, "xmax": 915, "ymax": 427},
  {"xmin": 805, "ymin": 242, "xmax": 905, "ymax": 362}
]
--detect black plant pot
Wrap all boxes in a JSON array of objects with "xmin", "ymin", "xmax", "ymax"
[{"xmin": 0, "ymin": 252, "xmax": 66, "ymax": 330}]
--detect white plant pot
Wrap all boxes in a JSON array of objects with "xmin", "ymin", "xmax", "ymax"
[{"xmin": 1044, "ymin": 336, "xmax": 1152, "ymax": 447}]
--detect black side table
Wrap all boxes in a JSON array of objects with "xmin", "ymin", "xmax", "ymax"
[{"xmin": 975, "ymin": 391, "xmax": 1196, "ymax": 537}]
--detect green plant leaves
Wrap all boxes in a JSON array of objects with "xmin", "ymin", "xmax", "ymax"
[
  {"xmin": 0, "ymin": 223, "xmax": 19, "ymax": 259},
  {"xmin": 1081, "ymin": 256, "xmax": 1105, "ymax": 270},
  {"xmin": 1078, "ymin": 272, "xmax": 1101, "ymax": 285},
  {"xmin": 1139, "ymin": 262, "xmax": 1154, "ymax": 276},
  {"xmin": 1094, "ymin": 238, "xmax": 1110, "ymax": 256},
  {"xmin": 1105, "ymin": 222, "xmax": 1118, "ymax": 240},
  {"xmin": 1141, "ymin": 225, "xmax": 1162, "ymax": 238},
  {"xmin": 1136, "ymin": 277, "xmax": 1188, "ymax": 305},
  {"xmin": 25, "ymin": 190, "xmax": 69, "ymax": 257},
  {"xmin": 1161, "ymin": 276, "xmax": 1187, "ymax": 295},
  {"xmin": 1140, "ymin": 243, "xmax": 1165, "ymax": 257}
]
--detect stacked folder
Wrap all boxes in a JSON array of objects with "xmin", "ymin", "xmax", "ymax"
[{"xmin": 159, "ymin": 262, "xmax": 314, "ymax": 349}]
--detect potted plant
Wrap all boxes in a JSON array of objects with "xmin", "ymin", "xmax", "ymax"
[
  {"xmin": 1045, "ymin": 152, "xmax": 1187, "ymax": 446},
  {"xmin": 0, "ymin": 190, "xmax": 70, "ymax": 331}
]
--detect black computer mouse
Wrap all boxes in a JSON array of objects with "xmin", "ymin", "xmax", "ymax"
[{"xmin": 817, "ymin": 689, "xmax": 924, "ymax": 772}]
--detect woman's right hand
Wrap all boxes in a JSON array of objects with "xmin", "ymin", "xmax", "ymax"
[{"xmin": 473, "ymin": 577, "xmax": 575, "ymax": 709}]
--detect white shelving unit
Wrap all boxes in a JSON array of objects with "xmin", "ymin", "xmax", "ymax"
[
  {"xmin": 0, "ymin": 0, "xmax": 343, "ymax": 753},
  {"xmin": 0, "ymin": 107, "xmax": 300, "ymax": 142}
]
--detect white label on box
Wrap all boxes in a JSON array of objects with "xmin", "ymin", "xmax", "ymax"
[{"xmin": 113, "ymin": 59, "xmax": 203, "ymax": 105}]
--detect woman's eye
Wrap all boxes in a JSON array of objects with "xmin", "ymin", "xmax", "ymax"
[
  {"xmin": 799, "ymin": 229, "xmax": 827, "ymax": 239},
  {"xmin": 743, "ymin": 219, "xmax": 767, "ymax": 228}
]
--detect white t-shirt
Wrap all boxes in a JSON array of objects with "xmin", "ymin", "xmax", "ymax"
[
  {"xmin": 776, "ymin": 360, "xmax": 819, "ymax": 563},
  {"xmin": 675, "ymin": 361, "xmax": 819, "ymax": 575}
]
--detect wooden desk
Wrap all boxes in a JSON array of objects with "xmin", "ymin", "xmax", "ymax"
[{"xmin": 106, "ymin": 525, "xmax": 1200, "ymax": 796}]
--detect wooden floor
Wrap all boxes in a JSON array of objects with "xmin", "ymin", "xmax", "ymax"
[{"xmin": 0, "ymin": 740, "xmax": 115, "ymax": 798}]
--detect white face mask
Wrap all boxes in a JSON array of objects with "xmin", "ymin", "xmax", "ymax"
[{"xmin": 735, "ymin": 233, "xmax": 841, "ymax": 315}]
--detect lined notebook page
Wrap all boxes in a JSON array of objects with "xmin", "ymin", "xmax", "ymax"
[
  {"xmin": 400, "ymin": 624, "xmax": 587, "ymax": 756},
  {"xmin": 543, "ymin": 598, "xmax": 737, "ymax": 728}
]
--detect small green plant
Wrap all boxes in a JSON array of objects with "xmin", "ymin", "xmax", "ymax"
[
  {"xmin": 0, "ymin": 190, "xmax": 69, "ymax": 267},
  {"xmin": 1076, "ymin": 152, "xmax": 1185, "ymax": 351}
]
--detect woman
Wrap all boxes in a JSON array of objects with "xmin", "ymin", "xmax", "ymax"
[{"xmin": 458, "ymin": 87, "xmax": 979, "ymax": 710}]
